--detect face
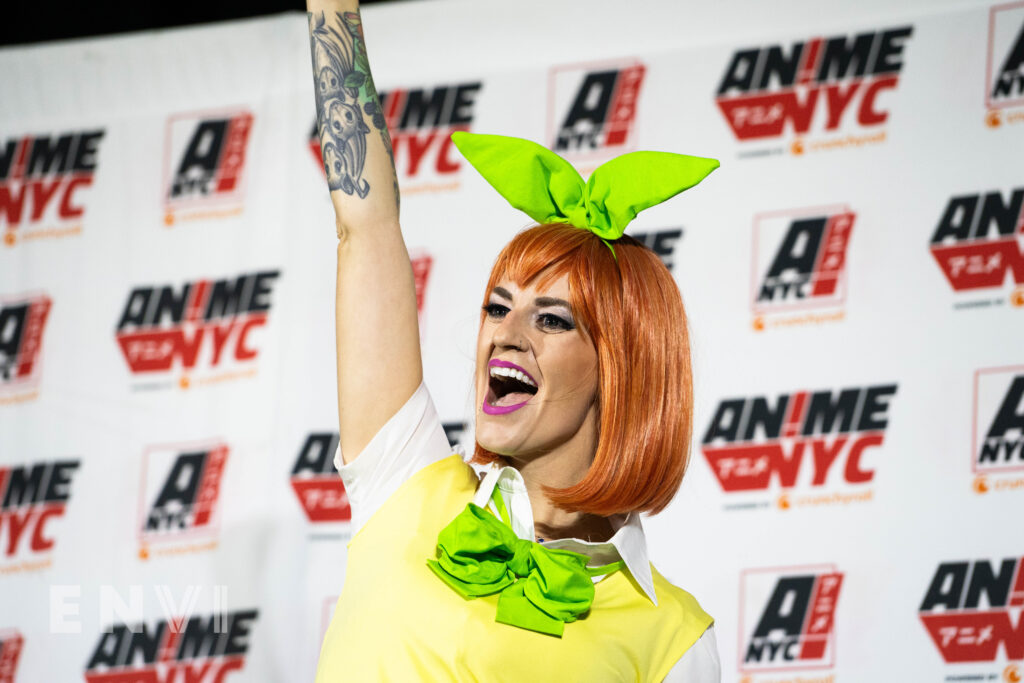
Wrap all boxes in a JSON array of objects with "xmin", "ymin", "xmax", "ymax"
[
  {"xmin": 321, "ymin": 140, "xmax": 344, "ymax": 187},
  {"xmin": 318, "ymin": 66, "xmax": 342, "ymax": 101},
  {"xmin": 474, "ymin": 273, "xmax": 600, "ymax": 460},
  {"xmin": 327, "ymin": 100, "xmax": 361, "ymax": 142}
]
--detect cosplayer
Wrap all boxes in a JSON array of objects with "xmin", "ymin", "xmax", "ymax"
[{"xmin": 307, "ymin": 0, "xmax": 721, "ymax": 680}]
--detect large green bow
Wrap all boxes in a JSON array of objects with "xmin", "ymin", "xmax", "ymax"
[
  {"xmin": 427, "ymin": 503, "xmax": 620, "ymax": 637},
  {"xmin": 450, "ymin": 132, "xmax": 719, "ymax": 242}
]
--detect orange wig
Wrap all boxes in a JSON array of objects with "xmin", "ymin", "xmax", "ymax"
[{"xmin": 473, "ymin": 223, "xmax": 693, "ymax": 516}]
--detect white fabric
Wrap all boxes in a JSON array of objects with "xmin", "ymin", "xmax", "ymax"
[
  {"xmin": 664, "ymin": 624, "xmax": 721, "ymax": 682},
  {"xmin": 334, "ymin": 383, "xmax": 451, "ymax": 533},
  {"xmin": 335, "ymin": 381, "xmax": 720, "ymax": 681}
]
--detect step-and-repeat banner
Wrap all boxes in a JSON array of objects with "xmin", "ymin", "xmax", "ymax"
[{"xmin": 1, "ymin": 2, "xmax": 1022, "ymax": 681}]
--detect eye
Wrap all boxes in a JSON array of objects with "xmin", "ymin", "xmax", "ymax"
[
  {"xmin": 537, "ymin": 313, "xmax": 574, "ymax": 332},
  {"xmin": 483, "ymin": 303, "xmax": 509, "ymax": 319},
  {"xmin": 345, "ymin": 111, "xmax": 353, "ymax": 121}
]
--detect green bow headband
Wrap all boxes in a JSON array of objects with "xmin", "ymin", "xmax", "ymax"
[{"xmin": 450, "ymin": 132, "xmax": 719, "ymax": 253}]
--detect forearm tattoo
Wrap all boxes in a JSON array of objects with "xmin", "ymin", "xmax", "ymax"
[{"xmin": 308, "ymin": 10, "xmax": 394, "ymax": 200}]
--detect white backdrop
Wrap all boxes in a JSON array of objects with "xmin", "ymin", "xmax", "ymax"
[{"xmin": 1, "ymin": 0, "xmax": 1023, "ymax": 680}]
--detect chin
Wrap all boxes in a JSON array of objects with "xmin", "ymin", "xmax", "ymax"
[
  {"xmin": 473, "ymin": 413, "xmax": 529, "ymax": 458},
  {"xmin": 473, "ymin": 416, "xmax": 510, "ymax": 456}
]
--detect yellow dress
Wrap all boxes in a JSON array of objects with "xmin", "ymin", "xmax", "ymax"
[{"xmin": 316, "ymin": 455, "xmax": 712, "ymax": 682}]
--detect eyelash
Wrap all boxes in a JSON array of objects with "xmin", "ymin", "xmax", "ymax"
[{"xmin": 482, "ymin": 304, "xmax": 575, "ymax": 332}]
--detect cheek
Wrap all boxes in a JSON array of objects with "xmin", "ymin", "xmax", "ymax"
[{"xmin": 548, "ymin": 342, "xmax": 599, "ymax": 397}]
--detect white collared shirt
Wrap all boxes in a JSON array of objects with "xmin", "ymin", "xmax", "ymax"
[
  {"xmin": 336, "ymin": 383, "xmax": 720, "ymax": 682},
  {"xmin": 472, "ymin": 465, "xmax": 660, "ymax": 604}
]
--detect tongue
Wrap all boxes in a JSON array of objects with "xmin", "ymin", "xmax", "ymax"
[{"xmin": 493, "ymin": 391, "xmax": 532, "ymax": 407}]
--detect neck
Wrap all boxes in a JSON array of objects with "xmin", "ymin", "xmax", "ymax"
[{"xmin": 506, "ymin": 419, "xmax": 612, "ymax": 543}]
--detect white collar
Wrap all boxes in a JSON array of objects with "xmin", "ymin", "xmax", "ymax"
[{"xmin": 470, "ymin": 463, "xmax": 658, "ymax": 606}]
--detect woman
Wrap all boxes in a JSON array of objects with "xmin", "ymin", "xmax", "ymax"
[{"xmin": 307, "ymin": 1, "xmax": 720, "ymax": 680}]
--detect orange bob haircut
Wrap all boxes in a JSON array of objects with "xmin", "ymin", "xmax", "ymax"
[{"xmin": 473, "ymin": 223, "xmax": 693, "ymax": 517}]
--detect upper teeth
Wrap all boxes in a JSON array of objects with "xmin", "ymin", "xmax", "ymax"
[{"xmin": 489, "ymin": 365, "xmax": 537, "ymax": 388}]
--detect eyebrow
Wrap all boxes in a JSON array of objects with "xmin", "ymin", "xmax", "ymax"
[
  {"xmin": 534, "ymin": 296, "xmax": 571, "ymax": 309},
  {"xmin": 489, "ymin": 288, "xmax": 571, "ymax": 310}
]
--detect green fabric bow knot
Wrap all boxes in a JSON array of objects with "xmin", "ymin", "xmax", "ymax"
[
  {"xmin": 450, "ymin": 132, "xmax": 720, "ymax": 248},
  {"xmin": 427, "ymin": 503, "xmax": 620, "ymax": 637}
]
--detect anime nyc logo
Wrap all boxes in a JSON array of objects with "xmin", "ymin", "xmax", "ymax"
[
  {"xmin": 0, "ymin": 459, "xmax": 80, "ymax": 573},
  {"xmin": 973, "ymin": 366, "xmax": 1024, "ymax": 495},
  {"xmin": 308, "ymin": 81, "xmax": 482, "ymax": 193},
  {"xmin": 115, "ymin": 270, "xmax": 279, "ymax": 390},
  {"xmin": 548, "ymin": 60, "xmax": 645, "ymax": 160},
  {"xmin": 291, "ymin": 433, "xmax": 351, "ymax": 524},
  {"xmin": 930, "ymin": 187, "xmax": 1024, "ymax": 308},
  {"xmin": 138, "ymin": 442, "xmax": 228, "ymax": 559},
  {"xmin": 717, "ymin": 26, "xmax": 912, "ymax": 156},
  {"xmin": 164, "ymin": 110, "xmax": 253, "ymax": 224},
  {"xmin": 85, "ymin": 609, "xmax": 258, "ymax": 683},
  {"xmin": 629, "ymin": 228, "xmax": 684, "ymax": 272},
  {"xmin": 986, "ymin": 2, "xmax": 1024, "ymax": 128},
  {"xmin": 380, "ymin": 82, "xmax": 481, "ymax": 191},
  {"xmin": 0, "ymin": 129, "xmax": 104, "ymax": 246},
  {"xmin": 702, "ymin": 384, "xmax": 896, "ymax": 510},
  {"xmin": 0, "ymin": 293, "xmax": 51, "ymax": 404},
  {"xmin": 740, "ymin": 565, "xmax": 844, "ymax": 674},
  {"xmin": 0, "ymin": 630, "xmax": 23, "ymax": 683},
  {"xmin": 751, "ymin": 205, "xmax": 855, "ymax": 329},
  {"xmin": 920, "ymin": 557, "xmax": 1024, "ymax": 666}
]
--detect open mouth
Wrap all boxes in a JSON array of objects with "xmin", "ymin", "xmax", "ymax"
[{"xmin": 486, "ymin": 362, "xmax": 538, "ymax": 409}]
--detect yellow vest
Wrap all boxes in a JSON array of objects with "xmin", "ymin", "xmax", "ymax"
[{"xmin": 316, "ymin": 455, "xmax": 712, "ymax": 682}]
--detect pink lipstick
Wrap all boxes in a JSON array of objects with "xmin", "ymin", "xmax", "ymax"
[{"xmin": 483, "ymin": 359, "xmax": 538, "ymax": 415}]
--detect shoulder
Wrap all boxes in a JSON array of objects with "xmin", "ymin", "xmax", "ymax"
[
  {"xmin": 369, "ymin": 453, "xmax": 477, "ymax": 519},
  {"xmin": 650, "ymin": 564, "xmax": 714, "ymax": 632},
  {"xmin": 663, "ymin": 625, "xmax": 721, "ymax": 682},
  {"xmin": 649, "ymin": 566, "xmax": 718, "ymax": 682},
  {"xmin": 335, "ymin": 382, "xmax": 457, "ymax": 533},
  {"xmin": 348, "ymin": 454, "xmax": 478, "ymax": 551}
]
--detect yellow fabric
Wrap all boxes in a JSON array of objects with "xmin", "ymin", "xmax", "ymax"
[{"xmin": 316, "ymin": 455, "xmax": 713, "ymax": 682}]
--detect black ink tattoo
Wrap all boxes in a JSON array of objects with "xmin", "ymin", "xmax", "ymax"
[{"xmin": 308, "ymin": 10, "xmax": 396, "ymax": 207}]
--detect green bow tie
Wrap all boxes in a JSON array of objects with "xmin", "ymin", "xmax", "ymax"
[
  {"xmin": 450, "ymin": 132, "xmax": 719, "ymax": 254},
  {"xmin": 427, "ymin": 502, "xmax": 622, "ymax": 637}
]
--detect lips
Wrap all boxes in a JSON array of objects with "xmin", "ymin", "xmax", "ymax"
[{"xmin": 483, "ymin": 359, "xmax": 539, "ymax": 415}]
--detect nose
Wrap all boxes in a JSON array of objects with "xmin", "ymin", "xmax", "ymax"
[{"xmin": 492, "ymin": 309, "xmax": 528, "ymax": 352}]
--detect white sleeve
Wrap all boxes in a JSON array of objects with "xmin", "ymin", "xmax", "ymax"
[
  {"xmin": 662, "ymin": 625, "xmax": 721, "ymax": 683},
  {"xmin": 333, "ymin": 382, "xmax": 453, "ymax": 534}
]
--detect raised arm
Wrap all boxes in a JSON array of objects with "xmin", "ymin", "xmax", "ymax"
[{"xmin": 307, "ymin": 0, "xmax": 421, "ymax": 464}]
